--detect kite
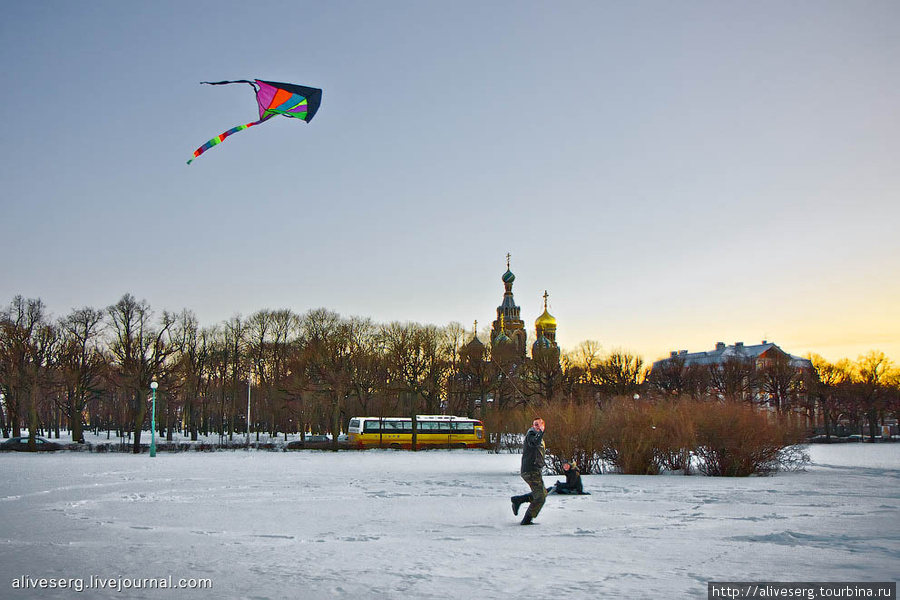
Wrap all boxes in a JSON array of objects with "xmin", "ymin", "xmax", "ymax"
[{"xmin": 187, "ymin": 79, "xmax": 322, "ymax": 164}]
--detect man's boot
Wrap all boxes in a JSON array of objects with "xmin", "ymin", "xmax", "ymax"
[
  {"xmin": 510, "ymin": 494, "xmax": 530, "ymax": 516},
  {"xmin": 520, "ymin": 512, "xmax": 534, "ymax": 525}
]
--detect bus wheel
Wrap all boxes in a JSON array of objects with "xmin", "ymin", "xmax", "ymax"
[{"xmin": 389, "ymin": 443, "xmax": 402, "ymax": 450}]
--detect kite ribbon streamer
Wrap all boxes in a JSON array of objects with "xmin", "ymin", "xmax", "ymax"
[{"xmin": 186, "ymin": 116, "xmax": 272, "ymax": 165}]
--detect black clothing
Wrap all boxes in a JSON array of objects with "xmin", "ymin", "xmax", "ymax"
[
  {"xmin": 513, "ymin": 426, "xmax": 548, "ymax": 524},
  {"xmin": 520, "ymin": 427, "xmax": 545, "ymax": 474},
  {"xmin": 550, "ymin": 465, "xmax": 590, "ymax": 495},
  {"xmin": 558, "ymin": 466, "xmax": 584, "ymax": 493}
]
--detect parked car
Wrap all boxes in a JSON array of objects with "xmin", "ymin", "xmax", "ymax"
[
  {"xmin": 286, "ymin": 435, "xmax": 332, "ymax": 450},
  {"xmin": 1, "ymin": 436, "xmax": 62, "ymax": 452}
]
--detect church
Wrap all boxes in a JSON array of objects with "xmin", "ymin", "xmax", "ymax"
[
  {"xmin": 451, "ymin": 256, "xmax": 562, "ymax": 415},
  {"xmin": 460, "ymin": 255, "xmax": 561, "ymax": 373}
]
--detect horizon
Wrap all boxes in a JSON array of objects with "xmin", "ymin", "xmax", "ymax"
[{"xmin": 1, "ymin": 286, "xmax": 893, "ymax": 366}]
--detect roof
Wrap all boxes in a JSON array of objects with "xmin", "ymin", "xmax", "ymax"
[{"xmin": 652, "ymin": 342, "xmax": 813, "ymax": 371}]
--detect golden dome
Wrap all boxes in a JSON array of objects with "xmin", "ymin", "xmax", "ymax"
[
  {"xmin": 535, "ymin": 308, "xmax": 557, "ymax": 330},
  {"xmin": 535, "ymin": 290, "xmax": 556, "ymax": 330}
]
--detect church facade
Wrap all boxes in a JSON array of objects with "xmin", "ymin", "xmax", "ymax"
[
  {"xmin": 451, "ymin": 256, "xmax": 562, "ymax": 416},
  {"xmin": 484, "ymin": 255, "xmax": 559, "ymax": 364}
]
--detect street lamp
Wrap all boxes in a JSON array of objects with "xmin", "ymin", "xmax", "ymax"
[
  {"xmin": 150, "ymin": 381, "xmax": 159, "ymax": 458},
  {"xmin": 246, "ymin": 371, "xmax": 252, "ymax": 450}
]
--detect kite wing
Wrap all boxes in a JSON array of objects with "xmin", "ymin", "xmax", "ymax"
[{"xmin": 187, "ymin": 79, "xmax": 322, "ymax": 164}]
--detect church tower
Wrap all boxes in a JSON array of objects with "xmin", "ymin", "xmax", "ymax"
[
  {"xmin": 491, "ymin": 254, "xmax": 527, "ymax": 359},
  {"xmin": 534, "ymin": 290, "xmax": 558, "ymax": 346},
  {"xmin": 532, "ymin": 290, "xmax": 560, "ymax": 363}
]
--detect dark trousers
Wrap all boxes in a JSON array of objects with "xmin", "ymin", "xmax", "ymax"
[{"xmin": 513, "ymin": 470, "xmax": 547, "ymax": 519}]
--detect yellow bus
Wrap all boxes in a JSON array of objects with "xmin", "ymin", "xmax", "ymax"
[{"xmin": 346, "ymin": 415, "xmax": 488, "ymax": 449}]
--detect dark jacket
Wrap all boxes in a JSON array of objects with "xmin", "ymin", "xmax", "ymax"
[
  {"xmin": 559, "ymin": 466, "xmax": 583, "ymax": 493},
  {"xmin": 521, "ymin": 427, "xmax": 545, "ymax": 474}
]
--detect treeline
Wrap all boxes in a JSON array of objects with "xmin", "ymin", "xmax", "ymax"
[
  {"xmin": 1, "ymin": 294, "xmax": 898, "ymax": 455},
  {"xmin": 645, "ymin": 350, "xmax": 900, "ymax": 443}
]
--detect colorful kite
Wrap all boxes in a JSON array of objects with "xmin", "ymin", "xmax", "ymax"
[{"xmin": 187, "ymin": 79, "xmax": 322, "ymax": 164}]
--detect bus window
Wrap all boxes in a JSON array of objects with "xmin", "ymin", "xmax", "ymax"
[
  {"xmin": 349, "ymin": 419, "xmax": 361, "ymax": 432},
  {"xmin": 452, "ymin": 422, "xmax": 475, "ymax": 434},
  {"xmin": 363, "ymin": 420, "xmax": 381, "ymax": 433}
]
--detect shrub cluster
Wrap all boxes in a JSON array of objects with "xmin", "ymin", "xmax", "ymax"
[{"xmin": 534, "ymin": 397, "xmax": 808, "ymax": 477}]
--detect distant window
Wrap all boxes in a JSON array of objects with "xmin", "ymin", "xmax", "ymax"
[
  {"xmin": 363, "ymin": 421, "xmax": 381, "ymax": 433},
  {"xmin": 349, "ymin": 419, "xmax": 360, "ymax": 431}
]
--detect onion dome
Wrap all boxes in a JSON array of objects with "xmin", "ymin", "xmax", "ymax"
[
  {"xmin": 535, "ymin": 308, "xmax": 557, "ymax": 330},
  {"xmin": 464, "ymin": 320, "xmax": 485, "ymax": 354},
  {"xmin": 535, "ymin": 290, "xmax": 556, "ymax": 330},
  {"xmin": 467, "ymin": 334, "xmax": 485, "ymax": 351},
  {"xmin": 461, "ymin": 333, "xmax": 485, "ymax": 363},
  {"xmin": 492, "ymin": 330, "xmax": 511, "ymax": 346},
  {"xmin": 502, "ymin": 269, "xmax": 516, "ymax": 284},
  {"xmin": 532, "ymin": 334, "xmax": 552, "ymax": 352}
]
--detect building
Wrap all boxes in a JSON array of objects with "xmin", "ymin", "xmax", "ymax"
[
  {"xmin": 450, "ymin": 256, "xmax": 562, "ymax": 414},
  {"xmin": 649, "ymin": 341, "xmax": 813, "ymax": 407},
  {"xmin": 652, "ymin": 341, "xmax": 812, "ymax": 372},
  {"xmin": 486, "ymin": 255, "xmax": 559, "ymax": 363}
]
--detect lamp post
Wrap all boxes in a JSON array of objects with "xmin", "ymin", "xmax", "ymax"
[
  {"xmin": 150, "ymin": 381, "xmax": 159, "ymax": 457},
  {"xmin": 246, "ymin": 371, "xmax": 252, "ymax": 450}
]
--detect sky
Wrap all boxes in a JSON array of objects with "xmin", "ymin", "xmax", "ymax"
[{"xmin": 1, "ymin": 1, "xmax": 898, "ymax": 364}]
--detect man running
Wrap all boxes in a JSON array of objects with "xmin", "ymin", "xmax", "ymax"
[{"xmin": 510, "ymin": 418, "xmax": 547, "ymax": 525}]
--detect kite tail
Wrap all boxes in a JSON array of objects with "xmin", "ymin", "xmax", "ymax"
[{"xmin": 187, "ymin": 118, "xmax": 267, "ymax": 165}]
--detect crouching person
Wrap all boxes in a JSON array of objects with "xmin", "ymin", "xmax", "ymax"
[{"xmin": 549, "ymin": 461, "xmax": 589, "ymax": 495}]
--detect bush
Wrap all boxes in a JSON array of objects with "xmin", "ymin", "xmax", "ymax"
[
  {"xmin": 650, "ymin": 400, "xmax": 697, "ymax": 473},
  {"xmin": 487, "ymin": 396, "xmax": 808, "ymax": 477},
  {"xmin": 596, "ymin": 398, "xmax": 660, "ymax": 475},
  {"xmin": 693, "ymin": 401, "xmax": 806, "ymax": 477},
  {"xmin": 541, "ymin": 400, "xmax": 604, "ymax": 474}
]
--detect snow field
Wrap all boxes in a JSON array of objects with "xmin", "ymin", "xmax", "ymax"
[{"xmin": 0, "ymin": 445, "xmax": 897, "ymax": 599}]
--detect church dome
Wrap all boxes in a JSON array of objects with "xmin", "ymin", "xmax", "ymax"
[
  {"xmin": 532, "ymin": 335, "xmax": 552, "ymax": 351},
  {"xmin": 492, "ymin": 331, "xmax": 512, "ymax": 346},
  {"xmin": 460, "ymin": 333, "xmax": 485, "ymax": 363},
  {"xmin": 502, "ymin": 269, "xmax": 515, "ymax": 284},
  {"xmin": 535, "ymin": 308, "xmax": 557, "ymax": 330},
  {"xmin": 465, "ymin": 334, "xmax": 485, "ymax": 353}
]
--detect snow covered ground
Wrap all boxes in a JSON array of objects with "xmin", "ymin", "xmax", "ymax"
[{"xmin": 1, "ymin": 445, "xmax": 897, "ymax": 599}]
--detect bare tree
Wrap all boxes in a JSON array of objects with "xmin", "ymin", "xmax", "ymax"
[
  {"xmin": 757, "ymin": 352, "xmax": 804, "ymax": 413},
  {"xmin": 106, "ymin": 294, "xmax": 176, "ymax": 453},
  {"xmin": 0, "ymin": 297, "xmax": 58, "ymax": 447},
  {"xmin": 808, "ymin": 354, "xmax": 852, "ymax": 441},
  {"xmin": 854, "ymin": 351, "xmax": 893, "ymax": 442},
  {"xmin": 303, "ymin": 309, "xmax": 352, "ymax": 449},
  {"xmin": 57, "ymin": 307, "xmax": 106, "ymax": 443},
  {"xmin": 708, "ymin": 356, "xmax": 755, "ymax": 403},
  {"xmin": 598, "ymin": 350, "xmax": 646, "ymax": 398}
]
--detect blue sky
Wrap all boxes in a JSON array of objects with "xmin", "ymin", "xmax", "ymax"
[{"xmin": 1, "ymin": 1, "xmax": 898, "ymax": 363}]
